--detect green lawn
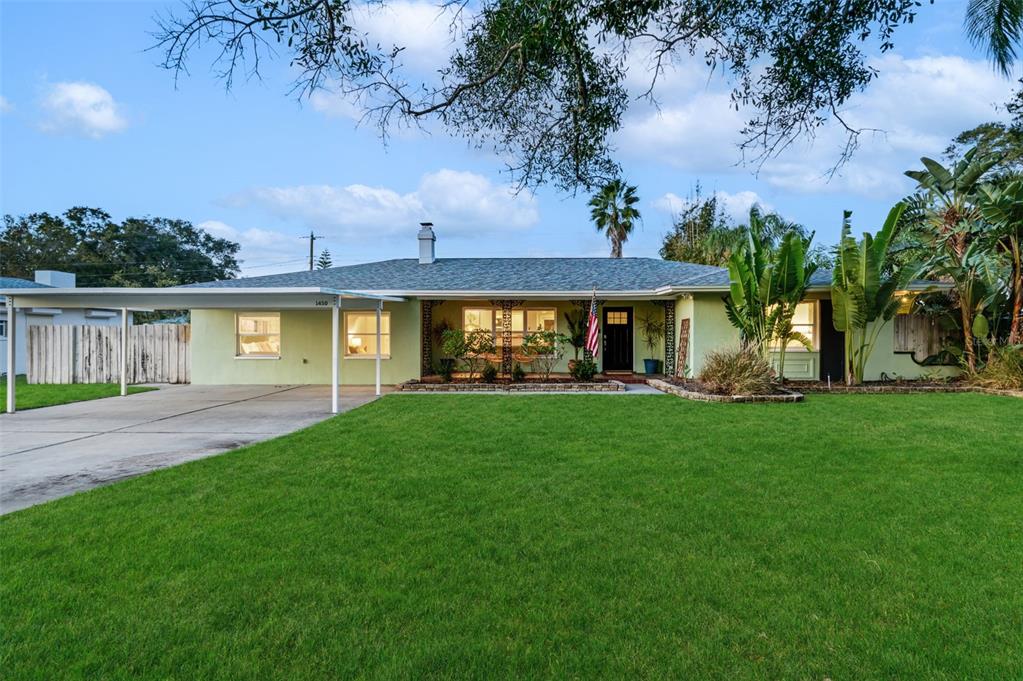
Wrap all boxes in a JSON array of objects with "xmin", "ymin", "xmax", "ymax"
[
  {"xmin": 0, "ymin": 376, "xmax": 154, "ymax": 412},
  {"xmin": 2, "ymin": 394, "xmax": 1021, "ymax": 679}
]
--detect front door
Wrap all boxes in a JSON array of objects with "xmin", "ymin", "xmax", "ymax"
[
  {"xmin": 602, "ymin": 307, "xmax": 633, "ymax": 371},
  {"xmin": 818, "ymin": 299, "xmax": 845, "ymax": 382}
]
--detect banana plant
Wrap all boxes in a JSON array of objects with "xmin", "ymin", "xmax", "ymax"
[
  {"xmin": 723, "ymin": 208, "xmax": 775, "ymax": 354},
  {"xmin": 904, "ymin": 146, "xmax": 1002, "ymax": 371},
  {"xmin": 831, "ymin": 204, "xmax": 910, "ymax": 385},
  {"xmin": 770, "ymin": 230, "xmax": 820, "ymax": 381},
  {"xmin": 977, "ymin": 180, "xmax": 1023, "ymax": 344},
  {"xmin": 723, "ymin": 207, "xmax": 819, "ymax": 373}
]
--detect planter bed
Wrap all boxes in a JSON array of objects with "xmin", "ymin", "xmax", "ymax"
[
  {"xmin": 796, "ymin": 380, "xmax": 1022, "ymax": 398},
  {"xmin": 398, "ymin": 380, "xmax": 625, "ymax": 392},
  {"xmin": 646, "ymin": 378, "xmax": 803, "ymax": 403}
]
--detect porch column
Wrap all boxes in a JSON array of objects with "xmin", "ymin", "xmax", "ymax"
[
  {"xmin": 375, "ymin": 301, "xmax": 382, "ymax": 396},
  {"xmin": 420, "ymin": 300, "xmax": 442, "ymax": 376},
  {"xmin": 331, "ymin": 303, "xmax": 340, "ymax": 414},
  {"xmin": 490, "ymin": 299, "xmax": 524, "ymax": 375},
  {"xmin": 653, "ymin": 300, "xmax": 676, "ymax": 376},
  {"xmin": 120, "ymin": 307, "xmax": 129, "ymax": 396},
  {"xmin": 5, "ymin": 296, "xmax": 16, "ymax": 414}
]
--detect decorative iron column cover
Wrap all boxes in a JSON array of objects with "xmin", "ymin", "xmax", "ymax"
[
  {"xmin": 421, "ymin": 300, "xmax": 438, "ymax": 375},
  {"xmin": 653, "ymin": 300, "xmax": 676, "ymax": 374},
  {"xmin": 489, "ymin": 300, "xmax": 525, "ymax": 374}
]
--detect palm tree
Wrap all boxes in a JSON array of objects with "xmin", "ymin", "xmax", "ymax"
[
  {"xmin": 965, "ymin": 0, "xmax": 1023, "ymax": 76},
  {"xmin": 904, "ymin": 146, "xmax": 1002, "ymax": 371},
  {"xmin": 589, "ymin": 180, "xmax": 640, "ymax": 258}
]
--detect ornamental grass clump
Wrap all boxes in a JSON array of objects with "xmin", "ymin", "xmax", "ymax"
[
  {"xmin": 698, "ymin": 345, "xmax": 775, "ymax": 396},
  {"xmin": 972, "ymin": 345, "xmax": 1023, "ymax": 391}
]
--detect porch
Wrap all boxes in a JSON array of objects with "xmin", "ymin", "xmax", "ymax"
[{"xmin": 417, "ymin": 297, "xmax": 683, "ymax": 378}]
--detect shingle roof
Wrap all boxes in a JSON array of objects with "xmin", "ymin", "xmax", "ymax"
[
  {"xmin": 0, "ymin": 276, "xmax": 51, "ymax": 289},
  {"xmin": 190, "ymin": 258, "xmax": 730, "ymax": 292}
]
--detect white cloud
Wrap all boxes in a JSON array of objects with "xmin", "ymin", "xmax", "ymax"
[
  {"xmin": 199, "ymin": 220, "xmax": 307, "ymax": 275},
  {"xmin": 352, "ymin": 0, "xmax": 459, "ymax": 69},
  {"xmin": 654, "ymin": 190, "xmax": 772, "ymax": 223},
  {"xmin": 231, "ymin": 169, "xmax": 539, "ymax": 240},
  {"xmin": 617, "ymin": 53, "xmax": 1014, "ymax": 197},
  {"xmin": 39, "ymin": 82, "xmax": 127, "ymax": 138},
  {"xmin": 0, "ymin": 96, "xmax": 12, "ymax": 113}
]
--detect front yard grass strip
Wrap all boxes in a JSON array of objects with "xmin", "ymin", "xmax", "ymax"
[
  {"xmin": 2, "ymin": 393, "xmax": 1022, "ymax": 679},
  {"xmin": 0, "ymin": 376, "xmax": 155, "ymax": 413}
]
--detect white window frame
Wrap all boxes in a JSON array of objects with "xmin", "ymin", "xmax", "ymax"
[
  {"xmin": 235, "ymin": 312, "xmax": 281, "ymax": 359},
  {"xmin": 461, "ymin": 306, "xmax": 556, "ymax": 349},
  {"xmin": 769, "ymin": 300, "xmax": 819, "ymax": 352},
  {"xmin": 344, "ymin": 310, "xmax": 391, "ymax": 359},
  {"xmin": 0, "ymin": 318, "xmax": 7, "ymax": 339}
]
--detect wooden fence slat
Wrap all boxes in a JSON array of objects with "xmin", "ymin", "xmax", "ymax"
[{"xmin": 26, "ymin": 324, "xmax": 191, "ymax": 385}]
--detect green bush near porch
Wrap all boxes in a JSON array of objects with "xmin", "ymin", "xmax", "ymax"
[
  {"xmin": 0, "ymin": 376, "xmax": 154, "ymax": 413},
  {"xmin": 2, "ymin": 394, "xmax": 1021, "ymax": 679}
]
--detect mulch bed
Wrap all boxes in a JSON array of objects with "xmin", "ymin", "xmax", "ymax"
[{"xmin": 398, "ymin": 380, "xmax": 625, "ymax": 392}]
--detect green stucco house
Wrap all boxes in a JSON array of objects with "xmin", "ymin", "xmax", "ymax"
[
  {"xmin": 182, "ymin": 224, "xmax": 948, "ymax": 386},
  {"xmin": 2, "ymin": 224, "xmax": 953, "ymax": 413}
]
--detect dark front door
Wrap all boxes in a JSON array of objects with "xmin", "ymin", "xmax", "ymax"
[
  {"xmin": 602, "ymin": 307, "xmax": 633, "ymax": 371},
  {"xmin": 818, "ymin": 299, "xmax": 845, "ymax": 382}
]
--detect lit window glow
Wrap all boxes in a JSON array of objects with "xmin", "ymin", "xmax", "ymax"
[
  {"xmin": 345, "ymin": 311, "xmax": 391, "ymax": 357},
  {"xmin": 237, "ymin": 313, "xmax": 281, "ymax": 357},
  {"xmin": 770, "ymin": 301, "xmax": 817, "ymax": 351}
]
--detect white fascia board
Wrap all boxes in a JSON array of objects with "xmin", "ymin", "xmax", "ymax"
[
  {"xmin": 356, "ymin": 290, "xmax": 681, "ymax": 300},
  {"xmin": 0, "ymin": 287, "xmax": 404, "ymax": 310}
]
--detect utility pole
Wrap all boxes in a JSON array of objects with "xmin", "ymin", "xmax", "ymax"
[{"xmin": 301, "ymin": 231, "xmax": 324, "ymax": 271}]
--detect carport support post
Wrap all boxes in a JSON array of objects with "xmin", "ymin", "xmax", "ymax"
[
  {"xmin": 331, "ymin": 303, "xmax": 340, "ymax": 414},
  {"xmin": 6, "ymin": 295, "xmax": 16, "ymax": 414},
  {"xmin": 120, "ymin": 307, "xmax": 129, "ymax": 397},
  {"xmin": 375, "ymin": 301, "xmax": 382, "ymax": 397}
]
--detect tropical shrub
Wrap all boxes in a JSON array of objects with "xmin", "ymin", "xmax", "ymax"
[
  {"xmin": 521, "ymin": 331, "xmax": 567, "ymax": 380},
  {"xmin": 441, "ymin": 328, "xmax": 495, "ymax": 381},
  {"xmin": 481, "ymin": 362, "xmax": 499, "ymax": 383},
  {"xmin": 569, "ymin": 358, "xmax": 597, "ymax": 381},
  {"xmin": 436, "ymin": 358, "xmax": 455, "ymax": 383},
  {"xmin": 698, "ymin": 345, "xmax": 775, "ymax": 396},
  {"xmin": 972, "ymin": 344, "xmax": 1023, "ymax": 390},
  {"xmin": 636, "ymin": 311, "xmax": 665, "ymax": 360},
  {"xmin": 563, "ymin": 310, "xmax": 587, "ymax": 360},
  {"xmin": 831, "ymin": 204, "xmax": 911, "ymax": 385},
  {"xmin": 511, "ymin": 362, "xmax": 526, "ymax": 382}
]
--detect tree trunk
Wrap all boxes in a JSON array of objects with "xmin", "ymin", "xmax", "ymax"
[
  {"xmin": 961, "ymin": 303, "xmax": 977, "ymax": 373},
  {"xmin": 610, "ymin": 237, "xmax": 622, "ymax": 258},
  {"xmin": 1010, "ymin": 241, "xmax": 1022, "ymax": 345}
]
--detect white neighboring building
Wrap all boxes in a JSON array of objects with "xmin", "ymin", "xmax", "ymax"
[{"xmin": 1, "ymin": 271, "xmax": 131, "ymax": 376}]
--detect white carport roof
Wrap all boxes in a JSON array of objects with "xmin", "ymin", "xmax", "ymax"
[
  {"xmin": 2, "ymin": 286, "xmax": 401, "ymax": 416},
  {"xmin": 0, "ymin": 286, "xmax": 404, "ymax": 310}
]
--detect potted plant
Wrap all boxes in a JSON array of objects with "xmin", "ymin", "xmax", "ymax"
[
  {"xmin": 637, "ymin": 311, "xmax": 665, "ymax": 374},
  {"xmin": 563, "ymin": 310, "xmax": 587, "ymax": 372}
]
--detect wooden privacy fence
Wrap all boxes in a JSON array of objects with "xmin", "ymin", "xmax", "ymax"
[{"xmin": 27, "ymin": 324, "xmax": 191, "ymax": 384}]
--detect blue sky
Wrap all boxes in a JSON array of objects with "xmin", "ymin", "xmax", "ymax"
[{"xmin": 1, "ymin": 0, "xmax": 1018, "ymax": 275}]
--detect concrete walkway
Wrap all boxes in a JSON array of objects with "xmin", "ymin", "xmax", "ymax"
[{"xmin": 0, "ymin": 384, "xmax": 382, "ymax": 515}]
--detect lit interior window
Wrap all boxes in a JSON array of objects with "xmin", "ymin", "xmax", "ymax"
[
  {"xmin": 462, "ymin": 307, "xmax": 555, "ymax": 348},
  {"xmin": 770, "ymin": 301, "xmax": 817, "ymax": 351},
  {"xmin": 345, "ymin": 311, "xmax": 391, "ymax": 357},
  {"xmin": 606, "ymin": 311, "xmax": 628, "ymax": 325},
  {"xmin": 237, "ymin": 313, "xmax": 281, "ymax": 357}
]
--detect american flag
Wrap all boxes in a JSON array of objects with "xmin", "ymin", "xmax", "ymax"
[{"xmin": 584, "ymin": 288, "xmax": 600, "ymax": 357}]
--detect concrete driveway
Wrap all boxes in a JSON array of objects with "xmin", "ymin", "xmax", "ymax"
[{"xmin": 0, "ymin": 384, "xmax": 383, "ymax": 514}]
